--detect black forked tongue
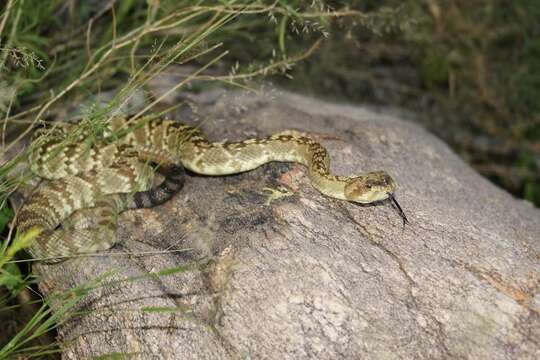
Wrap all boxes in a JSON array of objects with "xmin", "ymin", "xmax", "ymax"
[{"xmin": 388, "ymin": 192, "xmax": 409, "ymax": 226}]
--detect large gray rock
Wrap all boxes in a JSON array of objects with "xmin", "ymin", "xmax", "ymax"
[{"xmin": 33, "ymin": 89, "xmax": 539, "ymax": 359}]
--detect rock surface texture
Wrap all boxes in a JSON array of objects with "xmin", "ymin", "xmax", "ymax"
[{"xmin": 33, "ymin": 90, "xmax": 539, "ymax": 359}]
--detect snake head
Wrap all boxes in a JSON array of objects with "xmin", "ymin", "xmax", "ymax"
[{"xmin": 344, "ymin": 171, "xmax": 396, "ymax": 203}]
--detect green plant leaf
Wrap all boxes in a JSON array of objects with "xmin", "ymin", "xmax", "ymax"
[
  {"xmin": 0, "ymin": 205, "xmax": 13, "ymax": 234},
  {"xmin": 0, "ymin": 262, "xmax": 25, "ymax": 295}
]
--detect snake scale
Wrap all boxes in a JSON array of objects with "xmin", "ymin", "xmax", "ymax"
[{"xmin": 17, "ymin": 116, "xmax": 405, "ymax": 263}]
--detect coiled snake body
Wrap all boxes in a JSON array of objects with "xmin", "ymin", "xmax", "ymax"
[{"xmin": 18, "ymin": 116, "xmax": 403, "ymax": 262}]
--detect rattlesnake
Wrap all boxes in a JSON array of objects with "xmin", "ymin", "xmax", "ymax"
[{"xmin": 17, "ymin": 116, "xmax": 406, "ymax": 262}]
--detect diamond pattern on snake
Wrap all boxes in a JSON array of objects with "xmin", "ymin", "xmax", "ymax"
[{"xmin": 18, "ymin": 116, "xmax": 406, "ymax": 263}]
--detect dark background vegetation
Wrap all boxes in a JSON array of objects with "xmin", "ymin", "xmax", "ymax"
[{"xmin": 0, "ymin": 0, "xmax": 538, "ymax": 357}]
